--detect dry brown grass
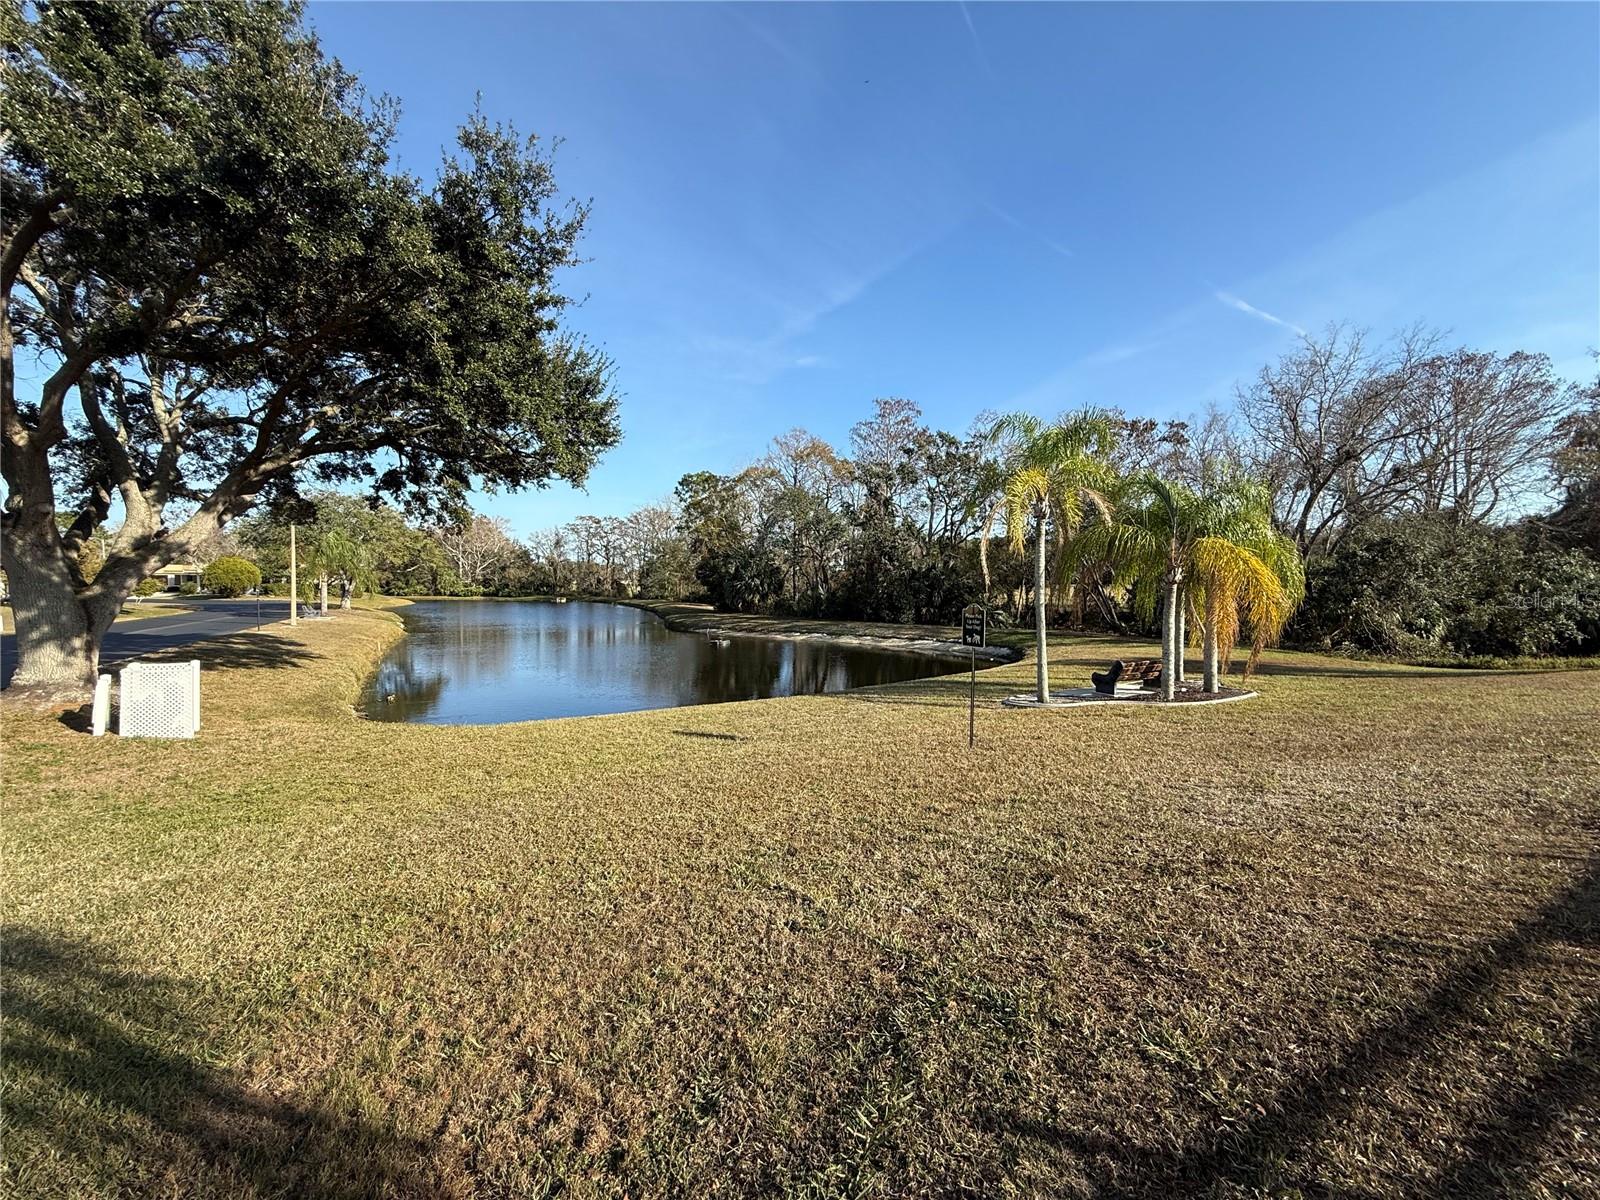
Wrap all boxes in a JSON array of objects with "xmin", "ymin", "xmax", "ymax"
[{"xmin": 3, "ymin": 605, "xmax": 1597, "ymax": 1198}]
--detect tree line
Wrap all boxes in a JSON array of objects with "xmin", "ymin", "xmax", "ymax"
[{"xmin": 225, "ymin": 327, "xmax": 1598, "ymax": 665}]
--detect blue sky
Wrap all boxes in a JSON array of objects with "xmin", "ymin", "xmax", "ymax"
[{"xmin": 302, "ymin": 2, "xmax": 1598, "ymax": 534}]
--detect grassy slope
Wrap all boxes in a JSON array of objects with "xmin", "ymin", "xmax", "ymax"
[{"xmin": 2, "ymin": 607, "xmax": 1597, "ymax": 1198}]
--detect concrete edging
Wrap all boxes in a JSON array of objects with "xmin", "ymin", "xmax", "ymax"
[{"xmin": 1001, "ymin": 688, "xmax": 1257, "ymax": 709}]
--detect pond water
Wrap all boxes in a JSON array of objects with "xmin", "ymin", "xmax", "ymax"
[{"xmin": 361, "ymin": 600, "xmax": 969, "ymax": 724}]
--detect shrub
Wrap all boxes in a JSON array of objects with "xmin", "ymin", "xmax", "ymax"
[
  {"xmin": 201, "ymin": 556, "xmax": 262, "ymax": 597},
  {"xmin": 177, "ymin": 582, "xmax": 200, "ymax": 595},
  {"xmin": 133, "ymin": 578, "xmax": 163, "ymax": 597},
  {"xmin": 1292, "ymin": 514, "xmax": 1600, "ymax": 659}
]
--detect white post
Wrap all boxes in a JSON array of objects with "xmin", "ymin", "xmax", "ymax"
[
  {"xmin": 289, "ymin": 523, "xmax": 299, "ymax": 626},
  {"xmin": 91, "ymin": 673, "xmax": 112, "ymax": 736}
]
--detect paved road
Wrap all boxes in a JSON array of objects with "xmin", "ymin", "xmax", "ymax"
[{"xmin": 1, "ymin": 597, "xmax": 296, "ymax": 688}]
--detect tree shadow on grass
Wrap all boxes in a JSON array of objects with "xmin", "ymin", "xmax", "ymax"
[
  {"xmin": 1245, "ymin": 659, "xmax": 1482, "ymax": 680},
  {"xmin": 839, "ymin": 674, "xmax": 1047, "ymax": 709},
  {"xmin": 2, "ymin": 925, "xmax": 436, "ymax": 1197},
  {"xmin": 1242, "ymin": 657, "xmax": 1598, "ymax": 681},
  {"xmin": 983, "ymin": 854, "xmax": 1600, "ymax": 1198},
  {"xmin": 838, "ymin": 681, "xmax": 1011, "ymax": 710},
  {"xmin": 3, "ymin": 629, "xmax": 319, "ymax": 693},
  {"xmin": 113, "ymin": 631, "xmax": 324, "ymax": 675}
]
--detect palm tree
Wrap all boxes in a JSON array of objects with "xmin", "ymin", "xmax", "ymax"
[
  {"xmin": 1067, "ymin": 471, "xmax": 1302, "ymax": 698},
  {"xmin": 302, "ymin": 528, "xmax": 376, "ymax": 614},
  {"xmin": 980, "ymin": 412, "xmax": 1118, "ymax": 703},
  {"xmin": 1186, "ymin": 476, "xmax": 1303, "ymax": 691},
  {"xmin": 1067, "ymin": 474, "xmax": 1190, "ymax": 700}
]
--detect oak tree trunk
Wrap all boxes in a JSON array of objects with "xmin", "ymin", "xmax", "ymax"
[{"xmin": 2, "ymin": 517, "xmax": 120, "ymax": 703}]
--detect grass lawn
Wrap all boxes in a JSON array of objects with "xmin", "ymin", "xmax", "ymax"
[{"xmin": 2, "ymin": 606, "xmax": 1596, "ymax": 1198}]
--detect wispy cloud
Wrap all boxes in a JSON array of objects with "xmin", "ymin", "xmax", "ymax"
[
  {"xmin": 720, "ymin": 6, "xmax": 827, "ymax": 85},
  {"xmin": 985, "ymin": 202, "xmax": 1073, "ymax": 260},
  {"xmin": 1079, "ymin": 340, "xmax": 1155, "ymax": 369},
  {"xmin": 958, "ymin": 2, "xmax": 996, "ymax": 80},
  {"xmin": 692, "ymin": 262, "xmax": 900, "ymax": 384},
  {"xmin": 1214, "ymin": 291, "xmax": 1307, "ymax": 337}
]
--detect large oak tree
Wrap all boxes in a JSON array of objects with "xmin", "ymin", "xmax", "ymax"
[{"xmin": 2, "ymin": 1, "xmax": 619, "ymax": 699}]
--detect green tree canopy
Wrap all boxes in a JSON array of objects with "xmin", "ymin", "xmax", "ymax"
[
  {"xmin": 201, "ymin": 556, "xmax": 261, "ymax": 598},
  {"xmin": 234, "ymin": 490, "xmax": 456, "ymax": 597},
  {"xmin": 1, "ymin": 0, "xmax": 619, "ymax": 697}
]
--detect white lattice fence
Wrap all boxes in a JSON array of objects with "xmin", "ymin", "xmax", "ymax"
[{"xmin": 118, "ymin": 660, "xmax": 201, "ymax": 738}]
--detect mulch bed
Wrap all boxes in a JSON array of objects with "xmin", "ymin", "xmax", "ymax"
[{"xmin": 1133, "ymin": 683, "xmax": 1254, "ymax": 703}]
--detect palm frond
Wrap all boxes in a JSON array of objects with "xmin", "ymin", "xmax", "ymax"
[
  {"xmin": 1002, "ymin": 466, "xmax": 1050, "ymax": 552},
  {"xmin": 977, "ymin": 499, "xmax": 1004, "ymax": 597},
  {"xmin": 1190, "ymin": 536, "xmax": 1296, "ymax": 678}
]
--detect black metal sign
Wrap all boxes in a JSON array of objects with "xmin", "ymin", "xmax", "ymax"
[
  {"xmin": 961, "ymin": 604, "xmax": 987, "ymax": 647},
  {"xmin": 961, "ymin": 603, "xmax": 986, "ymax": 748}
]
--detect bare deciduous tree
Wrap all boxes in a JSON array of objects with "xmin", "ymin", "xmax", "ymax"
[
  {"xmin": 1407, "ymin": 349, "xmax": 1568, "ymax": 522},
  {"xmin": 527, "ymin": 526, "xmax": 569, "ymax": 592},
  {"xmin": 1240, "ymin": 326, "xmax": 1576, "ymax": 551},
  {"xmin": 1238, "ymin": 324, "xmax": 1440, "ymax": 553},
  {"xmin": 432, "ymin": 516, "xmax": 517, "ymax": 590},
  {"xmin": 764, "ymin": 429, "xmax": 849, "ymax": 606}
]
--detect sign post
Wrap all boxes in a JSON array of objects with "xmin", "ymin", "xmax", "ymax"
[{"xmin": 961, "ymin": 604, "xmax": 987, "ymax": 748}]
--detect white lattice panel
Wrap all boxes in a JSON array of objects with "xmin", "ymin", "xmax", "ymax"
[{"xmin": 119, "ymin": 660, "xmax": 200, "ymax": 738}]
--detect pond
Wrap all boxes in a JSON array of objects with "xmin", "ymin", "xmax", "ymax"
[{"xmin": 361, "ymin": 600, "xmax": 970, "ymax": 724}]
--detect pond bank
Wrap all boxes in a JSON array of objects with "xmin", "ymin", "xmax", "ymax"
[{"xmin": 620, "ymin": 599, "xmax": 1025, "ymax": 663}]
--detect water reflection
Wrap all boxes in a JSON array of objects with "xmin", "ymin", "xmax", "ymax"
[{"xmin": 362, "ymin": 601, "xmax": 968, "ymax": 724}]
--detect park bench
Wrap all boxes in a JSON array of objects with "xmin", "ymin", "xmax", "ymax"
[{"xmin": 1091, "ymin": 658, "xmax": 1163, "ymax": 695}]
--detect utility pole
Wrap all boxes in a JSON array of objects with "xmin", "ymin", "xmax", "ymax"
[{"xmin": 289, "ymin": 523, "xmax": 298, "ymax": 626}]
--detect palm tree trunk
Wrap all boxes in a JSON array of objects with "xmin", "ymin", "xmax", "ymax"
[
  {"xmin": 1203, "ymin": 623, "xmax": 1220, "ymax": 693},
  {"xmin": 1034, "ymin": 507, "xmax": 1050, "ymax": 703},
  {"xmin": 1160, "ymin": 575, "xmax": 1179, "ymax": 701},
  {"xmin": 1175, "ymin": 591, "xmax": 1187, "ymax": 684}
]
